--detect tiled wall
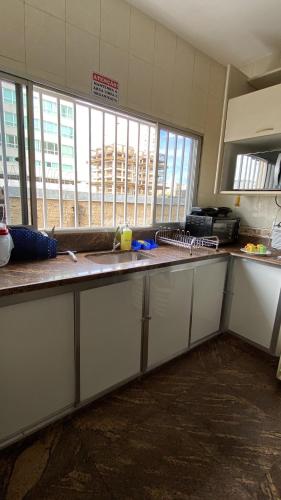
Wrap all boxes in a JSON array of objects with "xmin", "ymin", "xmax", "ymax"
[
  {"xmin": 0, "ymin": 0, "xmax": 279, "ymax": 233},
  {"xmin": 0, "ymin": 0, "xmax": 227, "ymax": 216}
]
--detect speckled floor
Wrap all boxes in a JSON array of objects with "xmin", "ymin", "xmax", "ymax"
[{"xmin": 1, "ymin": 333, "xmax": 281, "ymax": 500}]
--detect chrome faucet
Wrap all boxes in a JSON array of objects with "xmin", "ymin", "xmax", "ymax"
[{"xmin": 112, "ymin": 226, "xmax": 121, "ymax": 252}]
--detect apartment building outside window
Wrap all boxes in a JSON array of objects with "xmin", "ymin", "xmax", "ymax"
[
  {"xmin": 4, "ymin": 112, "xmax": 17, "ymax": 128},
  {"xmin": 0, "ymin": 75, "xmax": 201, "ymax": 229}
]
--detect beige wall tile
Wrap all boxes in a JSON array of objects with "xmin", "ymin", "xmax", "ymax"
[
  {"xmin": 66, "ymin": 25, "xmax": 99, "ymax": 94},
  {"xmin": 151, "ymin": 65, "xmax": 173, "ymax": 121},
  {"xmin": 171, "ymin": 38, "xmax": 195, "ymax": 127},
  {"xmin": 188, "ymin": 86, "xmax": 208, "ymax": 133},
  {"xmin": 171, "ymin": 73, "xmax": 193, "ymax": 128},
  {"xmin": 130, "ymin": 8, "xmax": 155, "ymax": 63},
  {"xmin": 25, "ymin": 0, "xmax": 66, "ymax": 19},
  {"xmin": 0, "ymin": 0, "xmax": 25, "ymax": 62},
  {"xmin": 0, "ymin": 55, "xmax": 26, "ymax": 75},
  {"xmin": 205, "ymin": 94, "xmax": 224, "ymax": 141},
  {"xmin": 26, "ymin": 6, "xmax": 66, "ymax": 80},
  {"xmin": 66, "ymin": 0, "xmax": 100, "ymax": 37},
  {"xmin": 100, "ymin": 41, "xmax": 129, "ymax": 106},
  {"xmin": 154, "ymin": 24, "xmax": 176, "ymax": 72},
  {"xmin": 101, "ymin": 0, "xmax": 130, "ymax": 50},
  {"xmin": 128, "ymin": 55, "xmax": 153, "ymax": 115},
  {"xmin": 209, "ymin": 62, "xmax": 226, "ymax": 100},
  {"xmin": 193, "ymin": 51, "xmax": 211, "ymax": 93},
  {"xmin": 26, "ymin": 66, "xmax": 66, "ymax": 86},
  {"xmin": 174, "ymin": 38, "xmax": 195, "ymax": 84}
]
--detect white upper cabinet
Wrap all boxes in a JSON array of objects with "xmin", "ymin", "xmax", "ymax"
[{"xmin": 224, "ymin": 83, "xmax": 281, "ymax": 142}]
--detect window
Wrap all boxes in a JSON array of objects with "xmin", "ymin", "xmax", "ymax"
[
  {"xmin": 44, "ymin": 141, "xmax": 58, "ymax": 155},
  {"xmin": 44, "ymin": 121, "xmax": 57, "ymax": 134},
  {"xmin": 46, "ymin": 161, "xmax": 59, "ymax": 168},
  {"xmin": 43, "ymin": 99, "xmax": 57, "ymax": 114},
  {"xmin": 0, "ymin": 79, "xmax": 31, "ymax": 225},
  {"xmin": 155, "ymin": 128, "xmax": 200, "ymax": 223},
  {"xmin": 3, "ymin": 87, "xmax": 16, "ymax": 104},
  {"xmin": 61, "ymin": 144, "xmax": 73, "ymax": 157},
  {"xmin": 6, "ymin": 134, "xmax": 18, "ymax": 148},
  {"xmin": 4, "ymin": 112, "xmax": 17, "ymax": 128},
  {"xmin": 62, "ymin": 164, "xmax": 73, "ymax": 172},
  {"xmin": 61, "ymin": 104, "xmax": 73, "ymax": 119},
  {"xmin": 61, "ymin": 125, "xmax": 73, "ymax": 138},
  {"xmin": 34, "ymin": 118, "xmax": 40, "ymax": 130},
  {"xmin": 0, "ymin": 79, "xmax": 201, "ymax": 229}
]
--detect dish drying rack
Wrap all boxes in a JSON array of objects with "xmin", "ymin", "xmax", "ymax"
[{"xmin": 155, "ymin": 227, "xmax": 219, "ymax": 255}]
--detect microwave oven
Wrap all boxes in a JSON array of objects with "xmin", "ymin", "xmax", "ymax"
[{"xmin": 185, "ymin": 213, "xmax": 240, "ymax": 244}]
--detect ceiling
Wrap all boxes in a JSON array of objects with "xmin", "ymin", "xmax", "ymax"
[{"xmin": 127, "ymin": 0, "xmax": 281, "ymax": 67}]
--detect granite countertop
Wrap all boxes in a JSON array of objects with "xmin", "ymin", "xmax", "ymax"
[{"xmin": 0, "ymin": 244, "xmax": 280, "ymax": 298}]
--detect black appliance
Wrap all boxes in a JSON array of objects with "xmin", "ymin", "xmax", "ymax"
[{"xmin": 185, "ymin": 207, "xmax": 240, "ymax": 244}]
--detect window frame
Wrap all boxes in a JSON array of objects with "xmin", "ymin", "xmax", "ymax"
[
  {"xmin": 153, "ymin": 124, "xmax": 202, "ymax": 225},
  {"xmin": 0, "ymin": 72, "xmax": 37, "ymax": 226},
  {"xmin": 0, "ymin": 70, "xmax": 202, "ymax": 231}
]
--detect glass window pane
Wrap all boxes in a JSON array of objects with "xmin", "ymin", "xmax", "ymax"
[
  {"xmin": 0, "ymin": 81, "xmax": 23, "ymax": 224},
  {"xmin": 155, "ymin": 129, "xmax": 199, "ymax": 223}
]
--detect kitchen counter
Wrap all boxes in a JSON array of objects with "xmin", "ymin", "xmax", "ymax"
[{"xmin": 0, "ymin": 244, "xmax": 280, "ymax": 298}]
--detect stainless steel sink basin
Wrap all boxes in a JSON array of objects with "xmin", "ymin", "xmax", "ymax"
[{"xmin": 86, "ymin": 251, "xmax": 152, "ymax": 265}]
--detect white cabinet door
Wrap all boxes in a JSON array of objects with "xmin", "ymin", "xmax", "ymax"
[
  {"xmin": 80, "ymin": 277, "xmax": 143, "ymax": 402},
  {"xmin": 225, "ymin": 84, "xmax": 281, "ymax": 142},
  {"xmin": 191, "ymin": 260, "xmax": 227, "ymax": 345},
  {"xmin": 147, "ymin": 266, "xmax": 193, "ymax": 369},
  {"xmin": 229, "ymin": 259, "xmax": 281, "ymax": 349},
  {"xmin": 0, "ymin": 293, "xmax": 75, "ymax": 443}
]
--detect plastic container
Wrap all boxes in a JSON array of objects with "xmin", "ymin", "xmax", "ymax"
[
  {"xmin": 120, "ymin": 223, "xmax": 132, "ymax": 251},
  {"xmin": 0, "ymin": 224, "xmax": 14, "ymax": 267}
]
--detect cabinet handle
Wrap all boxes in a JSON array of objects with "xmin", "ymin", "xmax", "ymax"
[
  {"xmin": 255, "ymin": 127, "xmax": 274, "ymax": 133},
  {"xmin": 142, "ymin": 316, "xmax": 152, "ymax": 321}
]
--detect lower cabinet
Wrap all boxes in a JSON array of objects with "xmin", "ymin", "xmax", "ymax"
[
  {"xmin": 228, "ymin": 259, "xmax": 281, "ymax": 350},
  {"xmin": 80, "ymin": 276, "xmax": 143, "ymax": 402},
  {"xmin": 147, "ymin": 265, "xmax": 193, "ymax": 369},
  {"xmin": 0, "ymin": 293, "xmax": 75, "ymax": 443},
  {"xmin": 190, "ymin": 260, "xmax": 228, "ymax": 345}
]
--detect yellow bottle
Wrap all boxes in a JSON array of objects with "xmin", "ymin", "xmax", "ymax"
[{"xmin": 120, "ymin": 223, "xmax": 132, "ymax": 251}]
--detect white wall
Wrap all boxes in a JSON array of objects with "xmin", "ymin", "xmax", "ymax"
[{"xmin": 0, "ymin": 0, "xmax": 227, "ymax": 217}]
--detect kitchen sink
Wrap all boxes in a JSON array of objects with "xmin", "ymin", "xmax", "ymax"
[{"xmin": 86, "ymin": 250, "xmax": 152, "ymax": 265}]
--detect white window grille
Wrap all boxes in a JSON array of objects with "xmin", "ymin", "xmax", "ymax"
[{"xmin": 33, "ymin": 86, "xmax": 158, "ymax": 229}]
